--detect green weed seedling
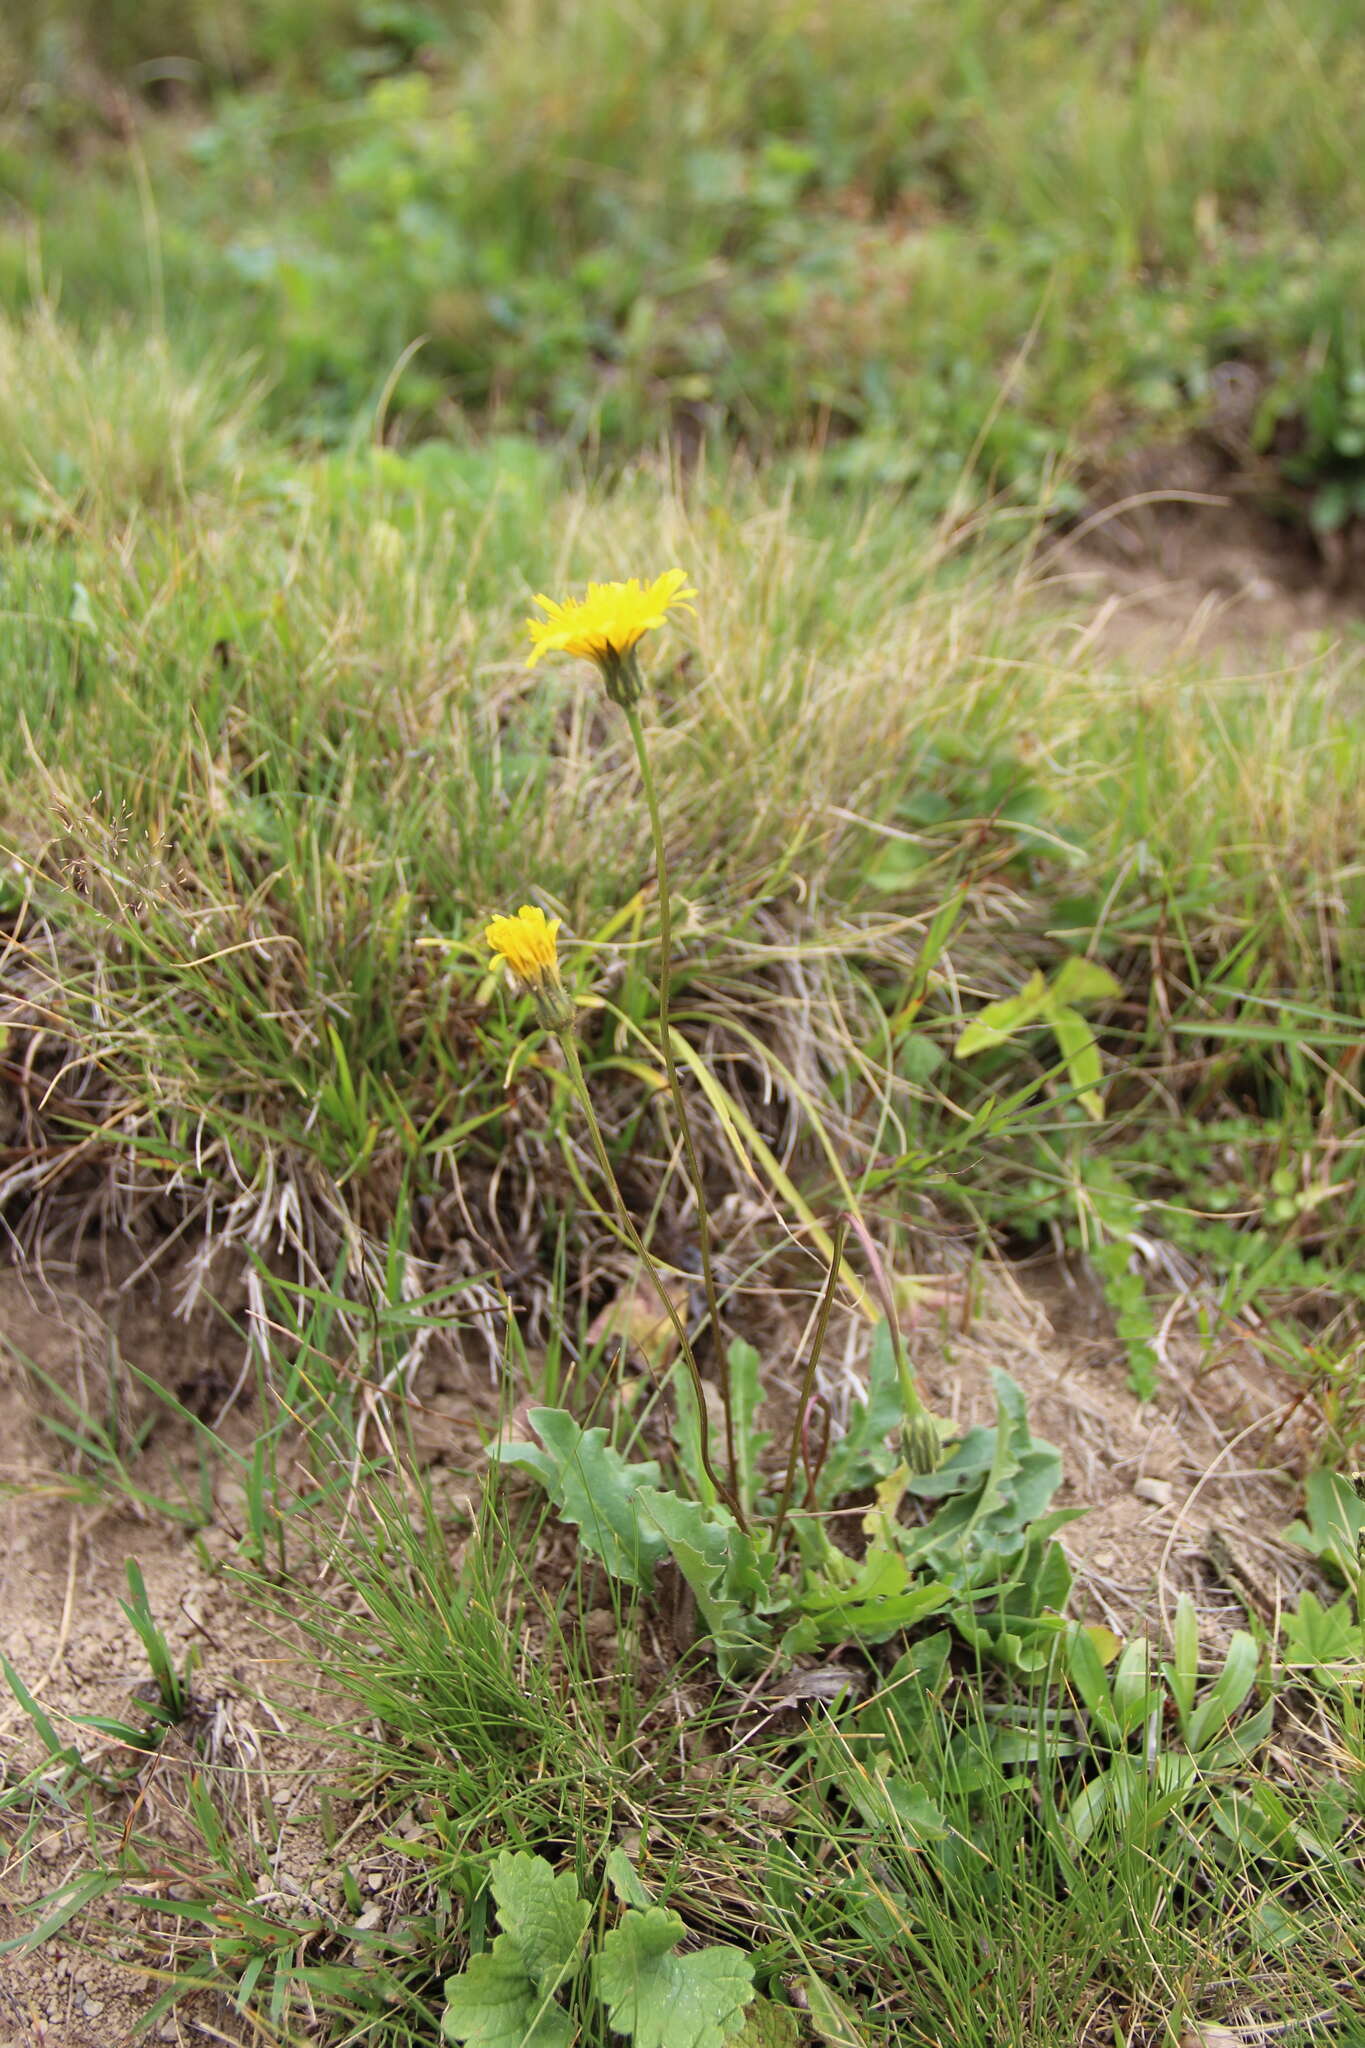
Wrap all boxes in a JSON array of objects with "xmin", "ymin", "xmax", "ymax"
[
  {"xmin": 954, "ymin": 956, "xmax": 1123, "ymax": 1126},
  {"xmin": 1280, "ymin": 1587, "xmax": 1362, "ymax": 1679},
  {"xmin": 1279, "ymin": 1478, "xmax": 1365, "ymax": 1776},
  {"xmin": 119, "ymin": 1557, "xmax": 191, "ymax": 1725},
  {"xmin": 1061, "ymin": 1596, "xmax": 1273, "ymax": 1851},
  {"xmin": 1284, "ymin": 1468, "xmax": 1365, "ymax": 1590},
  {"xmin": 1279, "ymin": 1585, "xmax": 1365, "ymax": 1785}
]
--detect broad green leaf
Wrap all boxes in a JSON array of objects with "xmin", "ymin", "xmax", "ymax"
[
  {"xmin": 1048, "ymin": 1004, "xmax": 1105, "ymax": 1119},
  {"xmin": 604, "ymin": 1847, "xmax": 652, "ymax": 1910},
  {"xmin": 1284, "ymin": 1468, "xmax": 1365, "ymax": 1585},
  {"xmin": 819, "ymin": 1319, "xmax": 909, "ymax": 1501},
  {"xmin": 862, "ymin": 1465, "xmax": 909, "ymax": 1541},
  {"xmin": 954, "ymin": 971, "xmax": 1050, "ymax": 1059},
  {"xmin": 808, "ymin": 1727, "xmax": 949, "ymax": 1841},
  {"xmin": 1048, "ymin": 957, "xmax": 1122, "ymax": 1009},
  {"xmin": 635, "ymin": 1489, "xmax": 775, "ymax": 1675},
  {"xmin": 895, "ymin": 1032, "xmax": 945, "ymax": 1084},
  {"xmin": 1164, "ymin": 1593, "xmax": 1200, "ymax": 1723},
  {"xmin": 1110, "ymin": 1636, "xmax": 1163, "ymax": 1735},
  {"xmin": 669, "ymin": 1341, "xmax": 767, "ymax": 1518},
  {"xmin": 491, "ymin": 1409, "xmax": 666, "ymax": 1588},
  {"xmin": 1064, "ymin": 1763, "xmax": 1117, "ymax": 1846},
  {"xmin": 669, "ymin": 1366, "xmax": 720, "ymax": 1511},
  {"xmin": 1280, "ymin": 1589, "xmax": 1360, "ymax": 1673},
  {"xmin": 441, "ymin": 1936, "xmax": 573, "ymax": 2048},
  {"xmin": 1065, "ymin": 1623, "xmax": 1118, "ymax": 1739},
  {"xmin": 595, "ymin": 1908, "xmax": 754, "ymax": 2048},
  {"xmin": 731, "ymin": 1996, "xmax": 800, "ymax": 2048},
  {"xmin": 796, "ymin": 1543, "xmax": 951, "ymax": 1647},
  {"xmin": 488, "ymin": 1852, "xmax": 590, "ymax": 1996},
  {"xmin": 1195, "ymin": 1697, "xmax": 1274, "ymax": 1771},
  {"xmin": 1187, "ymin": 1631, "xmax": 1259, "ymax": 1751},
  {"xmin": 901, "ymin": 1422, "xmax": 998, "ymax": 1499},
  {"xmin": 726, "ymin": 1338, "xmax": 767, "ymax": 1516},
  {"xmin": 905, "ymin": 1371, "xmax": 1063, "ymax": 1547},
  {"xmin": 1251, "ymin": 1896, "xmax": 1307, "ymax": 1954}
]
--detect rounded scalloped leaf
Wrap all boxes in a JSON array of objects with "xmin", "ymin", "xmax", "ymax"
[{"xmin": 595, "ymin": 1908, "xmax": 755, "ymax": 2048}]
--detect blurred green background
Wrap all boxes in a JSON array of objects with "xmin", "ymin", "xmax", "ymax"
[{"xmin": 3, "ymin": 0, "xmax": 1363, "ymax": 527}]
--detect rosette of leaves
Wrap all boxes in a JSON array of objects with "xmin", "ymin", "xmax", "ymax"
[{"xmin": 493, "ymin": 1336, "xmax": 1074, "ymax": 1679}]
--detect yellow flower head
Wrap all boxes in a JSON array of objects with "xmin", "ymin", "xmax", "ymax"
[
  {"xmin": 485, "ymin": 904, "xmax": 575, "ymax": 1031},
  {"xmin": 526, "ymin": 569, "xmax": 695, "ymax": 707}
]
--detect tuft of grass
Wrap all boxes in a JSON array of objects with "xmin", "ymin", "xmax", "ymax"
[
  {"xmin": 0, "ymin": 304, "xmax": 258, "ymax": 530},
  {"xmin": 0, "ymin": 351, "xmax": 1361, "ymax": 1413}
]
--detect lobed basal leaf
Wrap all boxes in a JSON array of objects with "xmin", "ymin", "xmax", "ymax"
[{"xmin": 595, "ymin": 1906, "xmax": 754, "ymax": 2048}]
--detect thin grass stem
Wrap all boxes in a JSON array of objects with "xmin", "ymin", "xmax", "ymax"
[
  {"xmin": 771, "ymin": 1217, "xmax": 847, "ymax": 1545},
  {"xmin": 624, "ymin": 702, "xmax": 741, "ymax": 1507},
  {"xmin": 557, "ymin": 1029, "xmax": 742, "ymax": 1524}
]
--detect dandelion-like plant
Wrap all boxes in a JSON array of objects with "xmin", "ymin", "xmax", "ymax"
[{"xmin": 521, "ymin": 570, "xmax": 744, "ymax": 1517}]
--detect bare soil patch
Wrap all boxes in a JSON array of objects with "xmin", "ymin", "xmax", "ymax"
[
  {"xmin": 0, "ymin": 1258, "xmax": 383, "ymax": 2048},
  {"xmin": 1044, "ymin": 445, "xmax": 1365, "ymax": 662}
]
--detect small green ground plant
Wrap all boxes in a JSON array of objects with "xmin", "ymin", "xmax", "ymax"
[{"xmin": 440, "ymin": 1848, "xmax": 762, "ymax": 2048}]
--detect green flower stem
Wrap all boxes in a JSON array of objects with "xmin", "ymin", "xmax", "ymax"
[
  {"xmin": 557, "ymin": 1029, "xmax": 739, "ymax": 1523},
  {"xmin": 840, "ymin": 1205, "xmax": 941, "ymax": 1475},
  {"xmin": 623, "ymin": 703, "xmax": 741, "ymax": 1506},
  {"xmin": 771, "ymin": 1217, "xmax": 847, "ymax": 1545}
]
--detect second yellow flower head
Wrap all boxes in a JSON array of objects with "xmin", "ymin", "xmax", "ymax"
[{"xmin": 485, "ymin": 904, "xmax": 576, "ymax": 1032}]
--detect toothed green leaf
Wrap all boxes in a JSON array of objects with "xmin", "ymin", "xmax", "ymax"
[
  {"xmin": 491, "ymin": 1408, "xmax": 666, "ymax": 1587},
  {"xmin": 441, "ymin": 1853, "xmax": 588, "ymax": 2048},
  {"xmin": 595, "ymin": 1907, "xmax": 754, "ymax": 2048},
  {"xmin": 635, "ymin": 1489, "xmax": 776, "ymax": 1677},
  {"xmin": 488, "ymin": 1851, "xmax": 591, "ymax": 1995},
  {"xmin": 441, "ymin": 1936, "xmax": 574, "ymax": 2048}
]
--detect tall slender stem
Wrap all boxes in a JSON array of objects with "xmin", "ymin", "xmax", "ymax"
[
  {"xmin": 557, "ymin": 1030, "xmax": 740, "ymax": 1523},
  {"xmin": 771, "ymin": 1218, "xmax": 847, "ymax": 1544},
  {"xmin": 623, "ymin": 704, "xmax": 740, "ymax": 1503}
]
